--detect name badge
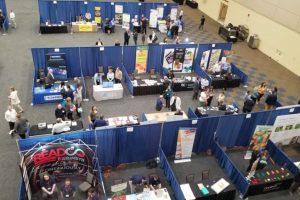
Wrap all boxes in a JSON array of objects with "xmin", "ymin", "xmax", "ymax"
[
  {"xmin": 65, "ymin": 194, "xmax": 70, "ymax": 198},
  {"xmin": 47, "ymin": 187, "xmax": 51, "ymax": 191}
]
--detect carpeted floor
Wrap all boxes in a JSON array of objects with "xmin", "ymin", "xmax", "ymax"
[{"xmin": 0, "ymin": 0, "xmax": 300, "ymax": 199}]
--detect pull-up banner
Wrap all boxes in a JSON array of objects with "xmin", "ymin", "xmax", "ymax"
[
  {"xmin": 135, "ymin": 46, "xmax": 148, "ymax": 73},
  {"xmin": 175, "ymin": 127, "xmax": 196, "ymax": 163}
]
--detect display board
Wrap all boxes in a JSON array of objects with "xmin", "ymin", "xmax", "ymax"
[
  {"xmin": 200, "ymin": 50, "xmax": 210, "ymax": 70},
  {"xmin": 21, "ymin": 140, "xmax": 95, "ymax": 193},
  {"xmin": 149, "ymin": 9, "xmax": 158, "ymax": 28},
  {"xmin": 157, "ymin": 6, "xmax": 164, "ymax": 19},
  {"xmin": 208, "ymin": 49, "xmax": 221, "ymax": 72},
  {"xmin": 270, "ymin": 113, "xmax": 300, "ymax": 145},
  {"xmin": 173, "ymin": 48, "xmax": 185, "ymax": 72},
  {"xmin": 115, "ymin": 5, "xmax": 123, "ymax": 26},
  {"xmin": 135, "ymin": 46, "xmax": 148, "ymax": 73},
  {"xmin": 122, "ymin": 13, "xmax": 130, "ymax": 29},
  {"xmin": 46, "ymin": 53, "xmax": 67, "ymax": 81},
  {"xmin": 249, "ymin": 125, "xmax": 272, "ymax": 151},
  {"xmin": 175, "ymin": 127, "xmax": 196, "ymax": 162},
  {"xmin": 182, "ymin": 48, "xmax": 195, "ymax": 73},
  {"xmin": 170, "ymin": 7, "xmax": 177, "ymax": 21},
  {"xmin": 163, "ymin": 48, "xmax": 174, "ymax": 71}
]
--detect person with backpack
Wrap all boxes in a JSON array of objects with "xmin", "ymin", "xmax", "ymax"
[{"xmin": 163, "ymin": 86, "xmax": 173, "ymax": 109}]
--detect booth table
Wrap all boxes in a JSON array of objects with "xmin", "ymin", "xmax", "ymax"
[
  {"xmin": 186, "ymin": 0, "xmax": 198, "ymax": 8},
  {"xmin": 218, "ymin": 26, "xmax": 238, "ymax": 43},
  {"xmin": 29, "ymin": 120, "xmax": 84, "ymax": 137},
  {"xmin": 40, "ymin": 23, "xmax": 68, "ymax": 34},
  {"xmin": 145, "ymin": 111, "xmax": 188, "ymax": 122},
  {"xmin": 211, "ymin": 74, "xmax": 241, "ymax": 89},
  {"xmin": 132, "ymin": 79, "xmax": 165, "ymax": 96},
  {"xmin": 93, "ymin": 84, "xmax": 123, "ymax": 101},
  {"xmin": 108, "ymin": 188, "xmax": 171, "ymax": 200},
  {"xmin": 106, "ymin": 115, "xmax": 139, "ymax": 127},
  {"xmin": 187, "ymin": 178, "xmax": 236, "ymax": 200},
  {"xmin": 173, "ymin": 78, "xmax": 195, "ymax": 92},
  {"xmin": 72, "ymin": 22, "xmax": 98, "ymax": 32},
  {"xmin": 246, "ymin": 166, "xmax": 294, "ymax": 197}
]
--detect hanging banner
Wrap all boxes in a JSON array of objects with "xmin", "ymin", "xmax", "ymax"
[
  {"xmin": 173, "ymin": 48, "xmax": 185, "ymax": 72},
  {"xmin": 163, "ymin": 48, "xmax": 174, "ymax": 71},
  {"xmin": 200, "ymin": 50, "xmax": 210, "ymax": 70},
  {"xmin": 170, "ymin": 7, "xmax": 178, "ymax": 21},
  {"xmin": 21, "ymin": 141, "xmax": 95, "ymax": 193},
  {"xmin": 94, "ymin": 7, "xmax": 101, "ymax": 24},
  {"xmin": 115, "ymin": 5, "xmax": 123, "ymax": 26},
  {"xmin": 149, "ymin": 9, "xmax": 158, "ymax": 28},
  {"xmin": 122, "ymin": 13, "xmax": 130, "ymax": 29},
  {"xmin": 249, "ymin": 125, "xmax": 272, "ymax": 151},
  {"xmin": 135, "ymin": 46, "xmax": 148, "ymax": 73},
  {"xmin": 182, "ymin": 48, "xmax": 195, "ymax": 73},
  {"xmin": 175, "ymin": 127, "xmax": 197, "ymax": 162},
  {"xmin": 270, "ymin": 113, "xmax": 300, "ymax": 145},
  {"xmin": 157, "ymin": 6, "xmax": 164, "ymax": 19},
  {"xmin": 208, "ymin": 49, "xmax": 221, "ymax": 72}
]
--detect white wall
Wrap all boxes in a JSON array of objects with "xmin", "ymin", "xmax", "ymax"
[{"xmin": 195, "ymin": 0, "xmax": 300, "ymax": 76}]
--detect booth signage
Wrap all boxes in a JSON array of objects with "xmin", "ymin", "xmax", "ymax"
[
  {"xmin": 22, "ymin": 142, "xmax": 95, "ymax": 193},
  {"xmin": 135, "ymin": 46, "xmax": 148, "ymax": 73},
  {"xmin": 78, "ymin": 24, "xmax": 93, "ymax": 32},
  {"xmin": 175, "ymin": 127, "xmax": 196, "ymax": 161},
  {"xmin": 182, "ymin": 48, "xmax": 195, "ymax": 73},
  {"xmin": 44, "ymin": 95, "xmax": 63, "ymax": 101}
]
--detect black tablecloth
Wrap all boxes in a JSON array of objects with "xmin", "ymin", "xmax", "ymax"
[
  {"xmin": 29, "ymin": 121, "xmax": 84, "ymax": 136},
  {"xmin": 195, "ymin": 108, "xmax": 234, "ymax": 117},
  {"xmin": 133, "ymin": 84, "xmax": 165, "ymax": 96},
  {"xmin": 40, "ymin": 23, "xmax": 68, "ymax": 34},
  {"xmin": 190, "ymin": 178, "xmax": 236, "ymax": 200},
  {"xmin": 246, "ymin": 166, "xmax": 294, "ymax": 197},
  {"xmin": 186, "ymin": 0, "xmax": 198, "ymax": 8},
  {"xmin": 211, "ymin": 75, "xmax": 240, "ymax": 89},
  {"xmin": 173, "ymin": 81, "xmax": 194, "ymax": 92}
]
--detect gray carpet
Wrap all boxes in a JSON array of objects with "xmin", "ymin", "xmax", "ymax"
[{"xmin": 0, "ymin": 0, "xmax": 300, "ymax": 199}]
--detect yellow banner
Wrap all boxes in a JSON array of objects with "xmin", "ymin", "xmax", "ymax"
[
  {"xmin": 135, "ymin": 46, "xmax": 148, "ymax": 73},
  {"xmin": 78, "ymin": 24, "xmax": 93, "ymax": 32}
]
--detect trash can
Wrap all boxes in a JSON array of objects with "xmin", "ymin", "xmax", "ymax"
[{"xmin": 248, "ymin": 34, "xmax": 260, "ymax": 49}]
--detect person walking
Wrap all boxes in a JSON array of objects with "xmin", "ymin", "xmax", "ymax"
[
  {"xmin": 163, "ymin": 86, "xmax": 173, "ymax": 109},
  {"xmin": 192, "ymin": 78, "xmax": 200, "ymax": 100},
  {"xmin": 265, "ymin": 87, "xmax": 278, "ymax": 110},
  {"xmin": 133, "ymin": 30, "xmax": 138, "ymax": 45},
  {"xmin": 289, "ymin": 171, "xmax": 300, "ymax": 195},
  {"xmin": 199, "ymin": 15, "xmax": 205, "ymax": 31},
  {"xmin": 124, "ymin": 29, "xmax": 130, "ymax": 45},
  {"xmin": 8, "ymin": 87, "xmax": 24, "ymax": 113},
  {"xmin": 9, "ymin": 10, "xmax": 16, "ymax": 28},
  {"xmin": 170, "ymin": 93, "xmax": 181, "ymax": 112},
  {"xmin": 256, "ymin": 82, "xmax": 267, "ymax": 104},
  {"xmin": 141, "ymin": 33, "xmax": 146, "ymax": 45},
  {"xmin": 74, "ymin": 85, "xmax": 83, "ymax": 118},
  {"xmin": 0, "ymin": 10, "xmax": 5, "ymax": 35},
  {"xmin": 13, "ymin": 114, "xmax": 28, "ymax": 139},
  {"xmin": 179, "ymin": 10, "xmax": 183, "ymax": 20},
  {"xmin": 5, "ymin": 105, "xmax": 17, "ymax": 134}
]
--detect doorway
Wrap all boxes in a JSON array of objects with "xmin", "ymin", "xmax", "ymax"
[{"xmin": 218, "ymin": 3, "xmax": 228, "ymax": 22}]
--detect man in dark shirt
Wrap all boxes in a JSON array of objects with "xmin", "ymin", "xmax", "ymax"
[
  {"xmin": 290, "ymin": 171, "xmax": 300, "ymax": 194},
  {"xmin": 60, "ymin": 178, "xmax": 76, "ymax": 199},
  {"xmin": 93, "ymin": 115, "xmax": 107, "ymax": 129},
  {"xmin": 66, "ymin": 85, "xmax": 74, "ymax": 101},
  {"xmin": 243, "ymin": 96, "xmax": 255, "ymax": 113},
  {"xmin": 155, "ymin": 95, "xmax": 164, "ymax": 111},
  {"xmin": 55, "ymin": 103, "xmax": 66, "ymax": 120},
  {"xmin": 87, "ymin": 188, "xmax": 99, "ymax": 200},
  {"xmin": 124, "ymin": 29, "xmax": 130, "ymax": 45},
  {"xmin": 0, "ymin": 11, "xmax": 5, "ymax": 34},
  {"xmin": 192, "ymin": 78, "xmax": 200, "ymax": 100},
  {"xmin": 149, "ymin": 175, "xmax": 161, "ymax": 190},
  {"xmin": 130, "ymin": 175, "xmax": 147, "ymax": 193},
  {"xmin": 40, "ymin": 173, "xmax": 57, "ymax": 200},
  {"xmin": 14, "ymin": 114, "xmax": 28, "ymax": 139},
  {"xmin": 199, "ymin": 15, "xmax": 205, "ymax": 30},
  {"xmin": 265, "ymin": 87, "xmax": 277, "ymax": 110},
  {"xmin": 140, "ymin": 14, "xmax": 148, "ymax": 34}
]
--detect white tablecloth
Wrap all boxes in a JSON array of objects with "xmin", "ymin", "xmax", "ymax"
[
  {"xmin": 108, "ymin": 188, "xmax": 171, "ymax": 200},
  {"xmin": 93, "ymin": 83, "xmax": 123, "ymax": 101}
]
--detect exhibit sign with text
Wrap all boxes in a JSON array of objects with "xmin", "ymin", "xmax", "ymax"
[
  {"xmin": 208, "ymin": 49, "xmax": 221, "ymax": 72},
  {"xmin": 135, "ymin": 46, "xmax": 148, "ymax": 73},
  {"xmin": 270, "ymin": 113, "xmax": 300, "ymax": 145},
  {"xmin": 21, "ymin": 140, "xmax": 95, "ymax": 193},
  {"xmin": 122, "ymin": 13, "xmax": 130, "ymax": 29},
  {"xmin": 149, "ymin": 9, "xmax": 158, "ymax": 28},
  {"xmin": 200, "ymin": 50, "xmax": 210, "ymax": 70},
  {"xmin": 175, "ymin": 127, "xmax": 197, "ymax": 162},
  {"xmin": 182, "ymin": 48, "xmax": 195, "ymax": 73},
  {"xmin": 163, "ymin": 48, "xmax": 174, "ymax": 71},
  {"xmin": 115, "ymin": 5, "xmax": 123, "ymax": 26},
  {"xmin": 173, "ymin": 48, "xmax": 185, "ymax": 72}
]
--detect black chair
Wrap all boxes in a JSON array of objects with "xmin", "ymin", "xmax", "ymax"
[{"xmin": 186, "ymin": 174, "xmax": 195, "ymax": 183}]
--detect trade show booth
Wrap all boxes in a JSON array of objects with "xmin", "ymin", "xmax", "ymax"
[
  {"xmin": 0, "ymin": 0, "xmax": 8, "ymax": 31},
  {"xmin": 17, "ymin": 105, "xmax": 300, "ymax": 199},
  {"xmin": 37, "ymin": 0, "xmax": 177, "ymax": 33}
]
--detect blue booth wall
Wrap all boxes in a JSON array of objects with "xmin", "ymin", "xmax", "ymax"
[
  {"xmin": 38, "ymin": 0, "xmax": 177, "ymax": 28},
  {"xmin": 0, "ymin": 0, "xmax": 9, "ymax": 31}
]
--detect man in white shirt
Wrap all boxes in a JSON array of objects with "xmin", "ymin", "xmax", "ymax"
[
  {"xmin": 85, "ymin": 12, "xmax": 92, "ymax": 22},
  {"xmin": 170, "ymin": 93, "xmax": 182, "ymax": 112},
  {"xmin": 5, "ymin": 106, "xmax": 17, "ymax": 133},
  {"xmin": 52, "ymin": 118, "xmax": 71, "ymax": 135},
  {"xmin": 201, "ymin": 78, "xmax": 209, "ymax": 90},
  {"xmin": 199, "ymin": 90, "xmax": 208, "ymax": 107},
  {"xmin": 94, "ymin": 72, "xmax": 103, "ymax": 85},
  {"xmin": 9, "ymin": 10, "xmax": 16, "ymax": 28},
  {"xmin": 107, "ymin": 68, "xmax": 115, "ymax": 82},
  {"xmin": 213, "ymin": 62, "xmax": 221, "ymax": 74}
]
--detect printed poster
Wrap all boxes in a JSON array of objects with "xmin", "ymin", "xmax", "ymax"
[
  {"xmin": 163, "ymin": 49, "xmax": 174, "ymax": 71},
  {"xmin": 249, "ymin": 125, "xmax": 272, "ymax": 151},
  {"xmin": 200, "ymin": 50, "xmax": 210, "ymax": 70},
  {"xmin": 182, "ymin": 48, "xmax": 195, "ymax": 73},
  {"xmin": 135, "ymin": 46, "xmax": 148, "ymax": 73},
  {"xmin": 170, "ymin": 8, "xmax": 177, "ymax": 21},
  {"xmin": 157, "ymin": 6, "xmax": 164, "ymax": 19},
  {"xmin": 149, "ymin": 9, "xmax": 158, "ymax": 28},
  {"xmin": 208, "ymin": 49, "xmax": 221, "ymax": 72},
  {"xmin": 115, "ymin": 5, "xmax": 123, "ymax": 26},
  {"xmin": 270, "ymin": 113, "xmax": 300, "ymax": 145},
  {"xmin": 94, "ymin": 7, "xmax": 101, "ymax": 24},
  {"xmin": 175, "ymin": 127, "xmax": 197, "ymax": 161},
  {"xmin": 173, "ymin": 48, "xmax": 185, "ymax": 72},
  {"xmin": 122, "ymin": 13, "xmax": 130, "ymax": 29}
]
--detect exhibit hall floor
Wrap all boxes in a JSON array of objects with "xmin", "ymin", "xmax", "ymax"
[{"xmin": 0, "ymin": 0, "xmax": 299, "ymax": 199}]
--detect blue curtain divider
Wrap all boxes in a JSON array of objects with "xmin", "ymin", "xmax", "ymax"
[
  {"xmin": 159, "ymin": 147, "xmax": 185, "ymax": 200},
  {"xmin": 231, "ymin": 63, "xmax": 248, "ymax": 85},
  {"xmin": 17, "ymin": 178, "xmax": 26, "ymax": 200},
  {"xmin": 187, "ymin": 107, "xmax": 197, "ymax": 119},
  {"xmin": 0, "ymin": 0, "xmax": 8, "ymax": 31},
  {"xmin": 212, "ymin": 141, "xmax": 249, "ymax": 196},
  {"xmin": 121, "ymin": 64, "xmax": 133, "ymax": 95},
  {"xmin": 95, "ymin": 160, "xmax": 107, "ymax": 199},
  {"xmin": 266, "ymin": 140, "xmax": 299, "ymax": 175}
]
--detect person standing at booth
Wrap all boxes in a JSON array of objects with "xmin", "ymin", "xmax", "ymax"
[
  {"xmin": 124, "ymin": 29, "xmax": 130, "ymax": 45},
  {"xmin": 94, "ymin": 72, "xmax": 103, "ymax": 85},
  {"xmin": 8, "ymin": 87, "xmax": 24, "ymax": 113},
  {"xmin": 41, "ymin": 173, "xmax": 58, "ymax": 200},
  {"xmin": 85, "ymin": 11, "xmax": 92, "ymax": 22},
  {"xmin": 88, "ymin": 106, "xmax": 98, "ymax": 126},
  {"xmin": 87, "ymin": 188, "xmax": 99, "ymax": 200},
  {"xmin": 55, "ymin": 104, "xmax": 66, "ymax": 120},
  {"xmin": 133, "ymin": 30, "xmax": 138, "ymax": 45},
  {"xmin": 140, "ymin": 14, "xmax": 148, "ymax": 34},
  {"xmin": 107, "ymin": 68, "xmax": 115, "ymax": 82},
  {"xmin": 5, "ymin": 105, "xmax": 17, "ymax": 134},
  {"xmin": 155, "ymin": 95, "xmax": 164, "ymax": 111},
  {"xmin": 170, "ymin": 93, "xmax": 181, "ymax": 112},
  {"xmin": 60, "ymin": 178, "xmax": 76, "ymax": 200},
  {"xmin": 9, "ymin": 10, "xmax": 16, "ymax": 29},
  {"xmin": 13, "ymin": 114, "xmax": 28, "ymax": 139},
  {"xmin": 0, "ymin": 10, "xmax": 5, "ymax": 35},
  {"xmin": 163, "ymin": 86, "xmax": 173, "ymax": 109},
  {"xmin": 192, "ymin": 78, "xmax": 200, "ymax": 100}
]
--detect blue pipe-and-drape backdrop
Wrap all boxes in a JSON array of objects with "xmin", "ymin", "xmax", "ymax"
[{"xmin": 0, "ymin": 0, "xmax": 9, "ymax": 31}]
